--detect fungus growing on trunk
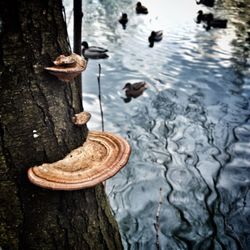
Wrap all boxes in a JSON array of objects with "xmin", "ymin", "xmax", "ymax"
[
  {"xmin": 28, "ymin": 131, "xmax": 131, "ymax": 190},
  {"xmin": 45, "ymin": 53, "xmax": 87, "ymax": 82},
  {"xmin": 72, "ymin": 111, "xmax": 91, "ymax": 125}
]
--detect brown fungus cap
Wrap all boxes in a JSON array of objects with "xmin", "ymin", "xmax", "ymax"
[
  {"xmin": 45, "ymin": 53, "xmax": 87, "ymax": 82},
  {"xmin": 27, "ymin": 131, "xmax": 131, "ymax": 190},
  {"xmin": 72, "ymin": 111, "xmax": 91, "ymax": 125},
  {"xmin": 53, "ymin": 55, "xmax": 77, "ymax": 67}
]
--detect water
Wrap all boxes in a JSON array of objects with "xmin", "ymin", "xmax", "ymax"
[{"xmin": 64, "ymin": 0, "xmax": 250, "ymax": 249}]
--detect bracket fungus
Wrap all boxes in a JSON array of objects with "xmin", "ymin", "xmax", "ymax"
[
  {"xmin": 72, "ymin": 111, "xmax": 91, "ymax": 126},
  {"xmin": 45, "ymin": 53, "xmax": 87, "ymax": 82},
  {"xmin": 28, "ymin": 131, "xmax": 131, "ymax": 190}
]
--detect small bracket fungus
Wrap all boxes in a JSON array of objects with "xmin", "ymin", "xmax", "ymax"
[
  {"xmin": 72, "ymin": 111, "xmax": 91, "ymax": 125},
  {"xmin": 53, "ymin": 55, "xmax": 77, "ymax": 67},
  {"xmin": 44, "ymin": 53, "xmax": 87, "ymax": 82},
  {"xmin": 28, "ymin": 131, "xmax": 131, "ymax": 190}
]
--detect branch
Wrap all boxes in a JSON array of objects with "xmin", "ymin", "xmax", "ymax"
[
  {"xmin": 97, "ymin": 64, "xmax": 104, "ymax": 132},
  {"xmin": 154, "ymin": 187, "xmax": 163, "ymax": 250}
]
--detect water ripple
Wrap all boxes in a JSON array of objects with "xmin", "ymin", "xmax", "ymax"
[{"xmin": 64, "ymin": 0, "xmax": 250, "ymax": 248}]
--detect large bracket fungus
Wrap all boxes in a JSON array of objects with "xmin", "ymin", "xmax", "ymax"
[
  {"xmin": 28, "ymin": 131, "xmax": 131, "ymax": 190},
  {"xmin": 44, "ymin": 53, "xmax": 87, "ymax": 82}
]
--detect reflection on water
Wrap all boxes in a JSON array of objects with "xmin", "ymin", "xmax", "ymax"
[{"xmin": 64, "ymin": 0, "xmax": 250, "ymax": 248}]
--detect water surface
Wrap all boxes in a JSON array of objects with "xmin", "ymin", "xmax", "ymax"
[{"xmin": 64, "ymin": 0, "xmax": 250, "ymax": 249}]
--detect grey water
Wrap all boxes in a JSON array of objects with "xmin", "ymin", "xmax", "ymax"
[{"xmin": 64, "ymin": 0, "xmax": 250, "ymax": 249}]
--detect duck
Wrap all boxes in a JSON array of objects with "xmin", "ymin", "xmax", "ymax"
[
  {"xmin": 196, "ymin": 0, "xmax": 215, "ymax": 7},
  {"xmin": 119, "ymin": 13, "xmax": 128, "ymax": 29},
  {"xmin": 123, "ymin": 82, "xmax": 148, "ymax": 99},
  {"xmin": 148, "ymin": 31, "xmax": 163, "ymax": 47},
  {"xmin": 81, "ymin": 41, "xmax": 109, "ymax": 59},
  {"xmin": 205, "ymin": 17, "xmax": 228, "ymax": 30},
  {"xmin": 136, "ymin": 2, "xmax": 148, "ymax": 14},
  {"xmin": 196, "ymin": 10, "xmax": 214, "ymax": 24}
]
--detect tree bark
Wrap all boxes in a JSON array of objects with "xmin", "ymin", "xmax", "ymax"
[{"xmin": 0, "ymin": 0, "xmax": 123, "ymax": 249}]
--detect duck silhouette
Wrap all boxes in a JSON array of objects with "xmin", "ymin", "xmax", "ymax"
[
  {"xmin": 119, "ymin": 13, "xmax": 128, "ymax": 29},
  {"xmin": 136, "ymin": 2, "xmax": 148, "ymax": 14},
  {"xmin": 205, "ymin": 17, "xmax": 228, "ymax": 30},
  {"xmin": 196, "ymin": 0, "xmax": 215, "ymax": 7},
  {"xmin": 122, "ymin": 82, "xmax": 148, "ymax": 102},
  {"xmin": 148, "ymin": 31, "xmax": 163, "ymax": 47},
  {"xmin": 81, "ymin": 41, "xmax": 109, "ymax": 59},
  {"xmin": 196, "ymin": 10, "xmax": 214, "ymax": 24}
]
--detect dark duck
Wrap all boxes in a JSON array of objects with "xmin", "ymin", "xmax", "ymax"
[
  {"xmin": 136, "ymin": 2, "xmax": 148, "ymax": 14},
  {"xmin": 119, "ymin": 13, "xmax": 128, "ymax": 29},
  {"xmin": 81, "ymin": 41, "xmax": 109, "ymax": 59},
  {"xmin": 196, "ymin": 10, "xmax": 214, "ymax": 24},
  {"xmin": 122, "ymin": 82, "xmax": 148, "ymax": 103},
  {"xmin": 196, "ymin": 0, "xmax": 215, "ymax": 7},
  {"xmin": 205, "ymin": 15, "xmax": 228, "ymax": 30},
  {"xmin": 148, "ymin": 30, "xmax": 163, "ymax": 47}
]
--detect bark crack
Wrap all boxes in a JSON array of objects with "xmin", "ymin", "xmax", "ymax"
[{"xmin": 28, "ymin": 80, "xmax": 62, "ymax": 159}]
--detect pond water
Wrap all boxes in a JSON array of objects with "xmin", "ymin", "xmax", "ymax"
[{"xmin": 64, "ymin": 0, "xmax": 250, "ymax": 249}]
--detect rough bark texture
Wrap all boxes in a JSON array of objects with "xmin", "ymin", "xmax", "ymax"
[{"xmin": 0, "ymin": 0, "xmax": 123, "ymax": 249}]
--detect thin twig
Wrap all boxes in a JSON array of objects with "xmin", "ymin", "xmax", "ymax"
[
  {"xmin": 97, "ymin": 64, "xmax": 104, "ymax": 132},
  {"xmin": 154, "ymin": 187, "xmax": 163, "ymax": 250},
  {"xmin": 62, "ymin": 6, "xmax": 71, "ymax": 49},
  {"xmin": 67, "ymin": 8, "xmax": 73, "ymax": 26}
]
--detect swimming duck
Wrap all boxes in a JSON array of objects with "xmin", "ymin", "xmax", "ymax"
[
  {"xmin": 81, "ymin": 41, "xmax": 109, "ymax": 59},
  {"xmin": 196, "ymin": 10, "xmax": 214, "ymax": 24},
  {"xmin": 148, "ymin": 31, "xmax": 163, "ymax": 47},
  {"xmin": 205, "ymin": 18, "xmax": 228, "ymax": 30},
  {"xmin": 119, "ymin": 13, "xmax": 128, "ymax": 29},
  {"xmin": 123, "ymin": 82, "xmax": 148, "ymax": 99},
  {"xmin": 136, "ymin": 2, "xmax": 148, "ymax": 14},
  {"xmin": 196, "ymin": 0, "xmax": 215, "ymax": 7}
]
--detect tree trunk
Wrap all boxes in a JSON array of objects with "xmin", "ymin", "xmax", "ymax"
[
  {"xmin": 73, "ymin": 0, "xmax": 83, "ymax": 55},
  {"xmin": 73, "ymin": 0, "xmax": 83, "ymax": 96},
  {"xmin": 0, "ymin": 0, "xmax": 123, "ymax": 249}
]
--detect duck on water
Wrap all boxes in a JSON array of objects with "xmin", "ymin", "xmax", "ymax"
[
  {"xmin": 81, "ymin": 41, "xmax": 109, "ymax": 59},
  {"xmin": 119, "ymin": 13, "xmax": 128, "ymax": 29},
  {"xmin": 196, "ymin": 0, "xmax": 215, "ymax": 7},
  {"xmin": 148, "ymin": 31, "xmax": 163, "ymax": 47},
  {"xmin": 196, "ymin": 10, "xmax": 214, "ymax": 24},
  {"xmin": 205, "ymin": 16, "xmax": 228, "ymax": 30},
  {"xmin": 136, "ymin": 2, "xmax": 148, "ymax": 14},
  {"xmin": 122, "ymin": 82, "xmax": 148, "ymax": 103}
]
